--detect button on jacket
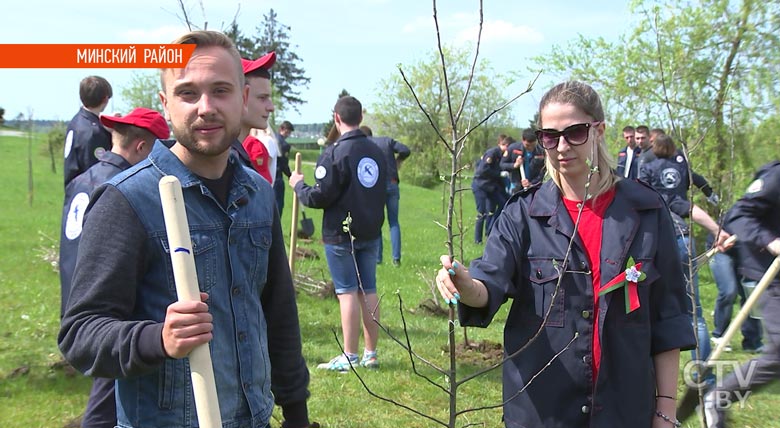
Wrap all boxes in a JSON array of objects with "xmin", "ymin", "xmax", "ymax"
[
  {"xmin": 59, "ymin": 142, "xmax": 309, "ymax": 427},
  {"xmin": 460, "ymin": 179, "xmax": 695, "ymax": 428},
  {"xmin": 294, "ymin": 129, "xmax": 387, "ymax": 244}
]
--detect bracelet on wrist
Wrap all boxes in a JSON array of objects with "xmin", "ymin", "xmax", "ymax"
[
  {"xmin": 655, "ymin": 394, "xmax": 676, "ymax": 401},
  {"xmin": 654, "ymin": 410, "xmax": 682, "ymax": 427}
]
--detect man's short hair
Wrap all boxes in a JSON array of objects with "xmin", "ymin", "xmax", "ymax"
[
  {"xmin": 359, "ymin": 125, "xmax": 372, "ymax": 136},
  {"xmin": 111, "ymin": 122, "xmax": 157, "ymax": 149},
  {"xmin": 246, "ymin": 68, "xmax": 271, "ymax": 80},
  {"xmin": 622, "ymin": 125, "xmax": 635, "ymax": 133},
  {"xmin": 280, "ymin": 121, "xmax": 294, "ymax": 132},
  {"xmin": 334, "ymin": 96, "xmax": 362, "ymax": 126},
  {"xmin": 635, "ymin": 125, "xmax": 650, "ymax": 135},
  {"xmin": 522, "ymin": 128, "xmax": 537, "ymax": 142},
  {"xmin": 160, "ymin": 31, "xmax": 243, "ymax": 92},
  {"xmin": 79, "ymin": 76, "xmax": 112, "ymax": 108}
]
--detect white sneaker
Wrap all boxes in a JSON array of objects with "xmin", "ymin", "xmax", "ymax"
[{"xmin": 711, "ymin": 336, "xmax": 732, "ymax": 352}]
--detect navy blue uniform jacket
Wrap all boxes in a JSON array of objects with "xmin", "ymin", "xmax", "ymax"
[
  {"xmin": 460, "ymin": 178, "xmax": 695, "ymax": 428},
  {"xmin": 726, "ymin": 161, "xmax": 780, "ymax": 286},
  {"xmin": 59, "ymin": 151, "xmax": 131, "ymax": 317},
  {"xmin": 64, "ymin": 108, "xmax": 112, "ymax": 186},
  {"xmin": 370, "ymin": 136, "xmax": 410, "ymax": 183},
  {"xmin": 473, "ymin": 146, "xmax": 505, "ymax": 194},
  {"xmin": 615, "ymin": 145, "xmax": 641, "ymax": 179},
  {"xmin": 294, "ymin": 129, "xmax": 387, "ymax": 244},
  {"xmin": 500, "ymin": 142, "xmax": 545, "ymax": 187}
]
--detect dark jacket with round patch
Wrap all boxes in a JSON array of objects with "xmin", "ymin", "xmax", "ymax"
[{"xmin": 294, "ymin": 129, "xmax": 387, "ymax": 244}]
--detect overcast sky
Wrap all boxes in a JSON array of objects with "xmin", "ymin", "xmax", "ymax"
[{"xmin": 0, "ymin": 0, "xmax": 633, "ymax": 127}]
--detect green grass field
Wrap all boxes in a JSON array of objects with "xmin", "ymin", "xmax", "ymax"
[{"xmin": 0, "ymin": 133, "xmax": 777, "ymax": 427}]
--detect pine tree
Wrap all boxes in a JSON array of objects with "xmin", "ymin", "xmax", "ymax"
[{"xmin": 225, "ymin": 9, "xmax": 310, "ymax": 117}]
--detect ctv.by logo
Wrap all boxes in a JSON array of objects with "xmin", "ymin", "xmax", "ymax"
[{"xmin": 682, "ymin": 359, "xmax": 759, "ymax": 409}]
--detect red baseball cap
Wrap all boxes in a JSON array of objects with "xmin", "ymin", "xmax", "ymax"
[
  {"xmin": 241, "ymin": 51, "xmax": 276, "ymax": 75},
  {"xmin": 100, "ymin": 107, "xmax": 170, "ymax": 140}
]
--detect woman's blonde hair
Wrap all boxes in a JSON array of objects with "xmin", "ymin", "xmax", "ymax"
[{"xmin": 538, "ymin": 81, "xmax": 618, "ymax": 198}]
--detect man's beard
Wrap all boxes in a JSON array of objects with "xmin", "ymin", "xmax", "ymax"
[{"xmin": 172, "ymin": 120, "xmax": 238, "ymax": 157}]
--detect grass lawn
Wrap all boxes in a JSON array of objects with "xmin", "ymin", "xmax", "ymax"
[{"xmin": 0, "ymin": 134, "xmax": 777, "ymax": 427}]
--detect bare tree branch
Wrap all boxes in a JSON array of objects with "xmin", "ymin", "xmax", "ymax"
[
  {"xmin": 432, "ymin": 0, "xmax": 457, "ymax": 134},
  {"xmin": 398, "ymin": 65, "xmax": 452, "ymax": 152},
  {"xmin": 454, "ymin": 0, "xmax": 484, "ymax": 124},
  {"xmin": 456, "ymin": 72, "xmax": 541, "ymax": 145}
]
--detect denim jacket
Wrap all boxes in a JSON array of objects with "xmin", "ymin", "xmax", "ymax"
[{"xmin": 61, "ymin": 142, "xmax": 277, "ymax": 428}]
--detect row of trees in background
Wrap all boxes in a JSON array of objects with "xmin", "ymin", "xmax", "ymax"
[
  {"xmin": 532, "ymin": 0, "xmax": 780, "ymax": 208},
  {"xmin": 122, "ymin": 6, "xmax": 309, "ymax": 129}
]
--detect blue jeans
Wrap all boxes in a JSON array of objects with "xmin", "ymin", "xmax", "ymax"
[
  {"xmin": 710, "ymin": 251, "xmax": 763, "ymax": 349},
  {"xmin": 676, "ymin": 236, "xmax": 712, "ymax": 365},
  {"xmin": 325, "ymin": 238, "xmax": 380, "ymax": 294},
  {"xmin": 378, "ymin": 182, "xmax": 401, "ymax": 263}
]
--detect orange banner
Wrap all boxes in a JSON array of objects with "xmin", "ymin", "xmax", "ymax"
[{"xmin": 0, "ymin": 44, "xmax": 196, "ymax": 68}]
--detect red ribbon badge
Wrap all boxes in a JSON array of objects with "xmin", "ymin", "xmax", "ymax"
[{"xmin": 598, "ymin": 257, "xmax": 645, "ymax": 313}]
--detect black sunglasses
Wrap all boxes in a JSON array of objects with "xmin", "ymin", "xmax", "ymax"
[{"xmin": 535, "ymin": 121, "xmax": 602, "ymax": 150}]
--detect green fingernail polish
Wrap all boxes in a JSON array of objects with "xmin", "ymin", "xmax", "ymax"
[
  {"xmin": 454, "ymin": 292, "xmax": 461, "ymax": 300},
  {"xmin": 453, "ymin": 261, "xmax": 459, "ymax": 269},
  {"xmin": 448, "ymin": 269, "xmax": 455, "ymax": 276}
]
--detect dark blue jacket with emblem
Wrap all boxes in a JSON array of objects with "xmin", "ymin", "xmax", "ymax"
[
  {"xmin": 460, "ymin": 178, "xmax": 695, "ymax": 428},
  {"xmin": 615, "ymin": 145, "xmax": 641, "ymax": 179},
  {"xmin": 294, "ymin": 129, "xmax": 387, "ymax": 244},
  {"xmin": 500, "ymin": 142, "xmax": 546, "ymax": 188},
  {"xmin": 59, "ymin": 151, "xmax": 132, "ymax": 317},
  {"xmin": 726, "ymin": 161, "xmax": 780, "ymax": 285},
  {"xmin": 473, "ymin": 146, "xmax": 505, "ymax": 194},
  {"xmin": 64, "ymin": 108, "xmax": 112, "ymax": 186}
]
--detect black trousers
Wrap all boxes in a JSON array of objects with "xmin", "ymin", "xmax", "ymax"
[{"xmin": 82, "ymin": 377, "xmax": 115, "ymax": 428}]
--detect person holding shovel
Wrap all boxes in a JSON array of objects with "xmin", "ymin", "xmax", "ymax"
[
  {"xmin": 58, "ymin": 30, "xmax": 315, "ymax": 428},
  {"xmin": 705, "ymin": 161, "xmax": 780, "ymax": 428},
  {"xmin": 436, "ymin": 81, "xmax": 695, "ymax": 427}
]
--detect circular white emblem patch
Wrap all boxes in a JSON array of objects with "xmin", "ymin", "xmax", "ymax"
[
  {"xmin": 747, "ymin": 178, "xmax": 763, "ymax": 194},
  {"xmin": 65, "ymin": 192, "xmax": 90, "ymax": 240},
  {"xmin": 676, "ymin": 155, "xmax": 684, "ymax": 163},
  {"xmin": 315, "ymin": 165, "xmax": 327, "ymax": 180},
  {"xmin": 64, "ymin": 130, "xmax": 74, "ymax": 158},
  {"xmin": 357, "ymin": 157, "xmax": 379, "ymax": 188},
  {"xmin": 661, "ymin": 167, "xmax": 681, "ymax": 189},
  {"xmin": 94, "ymin": 147, "xmax": 106, "ymax": 159}
]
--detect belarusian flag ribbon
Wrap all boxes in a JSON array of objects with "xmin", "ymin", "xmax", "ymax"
[{"xmin": 598, "ymin": 257, "xmax": 645, "ymax": 313}]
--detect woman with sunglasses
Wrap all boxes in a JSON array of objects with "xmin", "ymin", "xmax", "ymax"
[{"xmin": 436, "ymin": 81, "xmax": 695, "ymax": 427}]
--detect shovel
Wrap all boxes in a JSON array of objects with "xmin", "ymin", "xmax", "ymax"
[{"xmin": 677, "ymin": 254, "xmax": 780, "ymax": 422}]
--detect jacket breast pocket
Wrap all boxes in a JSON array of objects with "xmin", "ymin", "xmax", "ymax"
[
  {"xmin": 160, "ymin": 232, "xmax": 218, "ymax": 293},
  {"xmin": 248, "ymin": 226, "xmax": 272, "ymax": 286},
  {"xmin": 528, "ymin": 258, "xmax": 565, "ymax": 327}
]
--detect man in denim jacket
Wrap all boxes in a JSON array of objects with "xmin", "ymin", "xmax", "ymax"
[{"xmin": 58, "ymin": 31, "xmax": 314, "ymax": 428}]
